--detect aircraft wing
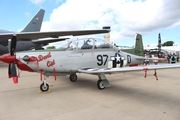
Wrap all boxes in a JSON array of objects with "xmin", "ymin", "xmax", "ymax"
[
  {"xmin": 0, "ymin": 29, "xmax": 109, "ymax": 40},
  {"xmin": 32, "ymin": 37, "xmax": 70, "ymax": 44},
  {"xmin": 135, "ymin": 57, "xmax": 166, "ymax": 60},
  {"xmin": 78, "ymin": 63, "xmax": 180, "ymax": 75}
]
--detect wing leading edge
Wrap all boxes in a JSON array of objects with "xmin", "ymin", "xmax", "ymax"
[{"xmin": 1, "ymin": 29, "xmax": 110, "ymax": 40}]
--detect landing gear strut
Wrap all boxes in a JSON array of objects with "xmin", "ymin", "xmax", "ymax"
[
  {"xmin": 69, "ymin": 73, "xmax": 77, "ymax": 82},
  {"xmin": 97, "ymin": 74, "xmax": 111, "ymax": 90},
  {"xmin": 40, "ymin": 75, "xmax": 49, "ymax": 92}
]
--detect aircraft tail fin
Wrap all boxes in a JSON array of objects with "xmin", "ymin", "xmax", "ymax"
[
  {"xmin": 21, "ymin": 9, "xmax": 45, "ymax": 32},
  {"xmin": 122, "ymin": 33, "xmax": 144, "ymax": 56}
]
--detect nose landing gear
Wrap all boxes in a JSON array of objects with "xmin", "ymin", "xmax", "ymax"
[
  {"xmin": 38, "ymin": 75, "xmax": 50, "ymax": 92},
  {"xmin": 40, "ymin": 82, "xmax": 49, "ymax": 92}
]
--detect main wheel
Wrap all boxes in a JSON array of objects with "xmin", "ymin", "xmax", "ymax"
[
  {"xmin": 120, "ymin": 60, "xmax": 124, "ymax": 67},
  {"xmin": 69, "ymin": 74, "xmax": 77, "ymax": 82},
  {"xmin": 97, "ymin": 80, "xmax": 105, "ymax": 90},
  {"xmin": 40, "ymin": 83, "xmax": 49, "ymax": 92}
]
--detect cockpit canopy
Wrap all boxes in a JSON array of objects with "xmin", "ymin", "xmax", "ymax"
[{"xmin": 59, "ymin": 38, "xmax": 115, "ymax": 51}]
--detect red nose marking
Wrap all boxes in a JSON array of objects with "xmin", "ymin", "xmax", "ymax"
[
  {"xmin": 16, "ymin": 59, "xmax": 34, "ymax": 72},
  {"xmin": 0, "ymin": 54, "xmax": 16, "ymax": 63}
]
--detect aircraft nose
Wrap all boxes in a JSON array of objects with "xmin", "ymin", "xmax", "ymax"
[{"xmin": 0, "ymin": 54, "xmax": 16, "ymax": 63}]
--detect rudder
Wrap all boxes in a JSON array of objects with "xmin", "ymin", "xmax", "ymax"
[{"xmin": 122, "ymin": 33, "xmax": 144, "ymax": 56}]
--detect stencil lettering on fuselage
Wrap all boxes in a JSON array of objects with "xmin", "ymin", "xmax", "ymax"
[
  {"xmin": 37, "ymin": 52, "xmax": 55, "ymax": 67},
  {"xmin": 127, "ymin": 55, "xmax": 131, "ymax": 64},
  {"xmin": 97, "ymin": 54, "xmax": 108, "ymax": 66},
  {"xmin": 47, "ymin": 59, "xmax": 55, "ymax": 67},
  {"xmin": 38, "ymin": 52, "xmax": 51, "ymax": 61}
]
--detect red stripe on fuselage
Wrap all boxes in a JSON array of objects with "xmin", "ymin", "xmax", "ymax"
[
  {"xmin": 129, "ymin": 64, "xmax": 139, "ymax": 67},
  {"xmin": 16, "ymin": 59, "xmax": 34, "ymax": 72},
  {"xmin": 0, "ymin": 53, "xmax": 34, "ymax": 72}
]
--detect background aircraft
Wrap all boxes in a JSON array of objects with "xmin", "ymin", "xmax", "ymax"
[
  {"xmin": 1, "ymin": 33, "xmax": 178, "ymax": 92},
  {"xmin": 0, "ymin": 8, "xmax": 110, "ymax": 55},
  {"xmin": 0, "ymin": 9, "xmax": 72, "ymax": 55},
  {"xmin": 0, "ymin": 9, "xmax": 43, "ymax": 55}
]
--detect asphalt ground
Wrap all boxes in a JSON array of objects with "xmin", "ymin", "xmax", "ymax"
[{"xmin": 0, "ymin": 62, "xmax": 180, "ymax": 120}]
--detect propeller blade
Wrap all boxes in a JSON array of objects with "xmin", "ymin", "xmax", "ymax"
[
  {"xmin": 9, "ymin": 62, "xmax": 18, "ymax": 83},
  {"xmin": 10, "ymin": 35, "xmax": 17, "ymax": 55},
  {"xmin": 12, "ymin": 77, "xmax": 18, "ymax": 84},
  {"xmin": 8, "ymin": 63, "xmax": 12, "ymax": 78},
  {"xmin": 8, "ymin": 39, "xmax": 11, "ymax": 53},
  {"xmin": 10, "ymin": 62, "xmax": 17, "ymax": 77}
]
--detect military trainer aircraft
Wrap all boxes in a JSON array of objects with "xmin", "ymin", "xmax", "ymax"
[{"xmin": 0, "ymin": 33, "xmax": 180, "ymax": 92}]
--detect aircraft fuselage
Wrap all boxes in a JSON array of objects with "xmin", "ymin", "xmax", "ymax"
[{"xmin": 15, "ymin": 48, "xmax": 142, "ymax": 76}]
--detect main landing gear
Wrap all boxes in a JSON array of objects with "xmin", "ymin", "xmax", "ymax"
[
  {"xmin": 97, "ymin": 74, "xmax": 111, "ymax": 90},
  {"xmin": 69, "ymin": 73, "xmax": 77, "ymax": 82},
  {"xmin": 68, "ymin": 73, "xmax": 110, "ymax": 90}
]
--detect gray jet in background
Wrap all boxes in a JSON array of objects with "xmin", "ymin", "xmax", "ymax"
[{"xmin": 0, "ymin": 9, "xmax": 69, "ymax": 55}]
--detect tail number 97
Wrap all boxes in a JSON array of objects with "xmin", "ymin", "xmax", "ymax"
[{"xmin": 97, "ymin": 55, "xmax": 108, "ymax": 66}]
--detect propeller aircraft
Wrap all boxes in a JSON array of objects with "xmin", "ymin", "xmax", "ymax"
[{"xmin": 0, "ymin": 33, "xmax": 180, "ymax": 92}]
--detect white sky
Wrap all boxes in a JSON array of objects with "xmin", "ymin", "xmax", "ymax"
[{"xmin": 39, "ymin": 0, "xmax": 180, "ymax": 41}]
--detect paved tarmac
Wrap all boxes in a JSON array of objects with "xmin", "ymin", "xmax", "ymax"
[{"xmin": 0, "ymin": 62, "xmax": 180, "ymax": 120}]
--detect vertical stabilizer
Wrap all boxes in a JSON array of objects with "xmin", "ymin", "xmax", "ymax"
[
  {"xmin": 122, "ymin": 33, "xmax": 144, "ymax": 56},
  {"xmin": 134, "ymin": 33, "xmax": 144, "ymax": 56},
  {"xmin": 21, "ymin": 9, "xmax": 45, "ymax": 32}
]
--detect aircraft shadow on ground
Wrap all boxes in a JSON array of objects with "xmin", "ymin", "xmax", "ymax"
[{"xmin": 52, "ymin": 75, "xmax": 180, "ymax": 111}]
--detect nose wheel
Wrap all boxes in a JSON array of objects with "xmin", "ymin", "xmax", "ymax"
[
  {"xmin": 40, "ymin": 82, "xmax": 49, "ymax": 92},
  {"xmin": 69, "ymin": 73, "xmax": 77, "ymax": 82},
  {"xmin": 39, "ymin": 75, "xmax": 50, "ymax": 92}
]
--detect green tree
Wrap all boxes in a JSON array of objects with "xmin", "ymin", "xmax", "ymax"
[
  {"xmin": 162, "ymin": 41, "xmax": 174, "ymax": 46},
  {"xmin": 46, "ymin": 46, "xmax": 56, "ymax": 49}
]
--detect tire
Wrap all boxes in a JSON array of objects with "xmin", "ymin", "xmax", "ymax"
[
  {"xmin": 120, "ymin": 60, "xmax": 124, "ymax": 67},
  {"xmin": 97, "ymin": 80, "xmax": 105, "ymax": 90},
  {"xmin": 69, "ymin": 74, "xmax": 77, "ymax": 82},
  {"xmin": 40, "ymin": 83, "xmax": 49, "ymax": 92}
]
